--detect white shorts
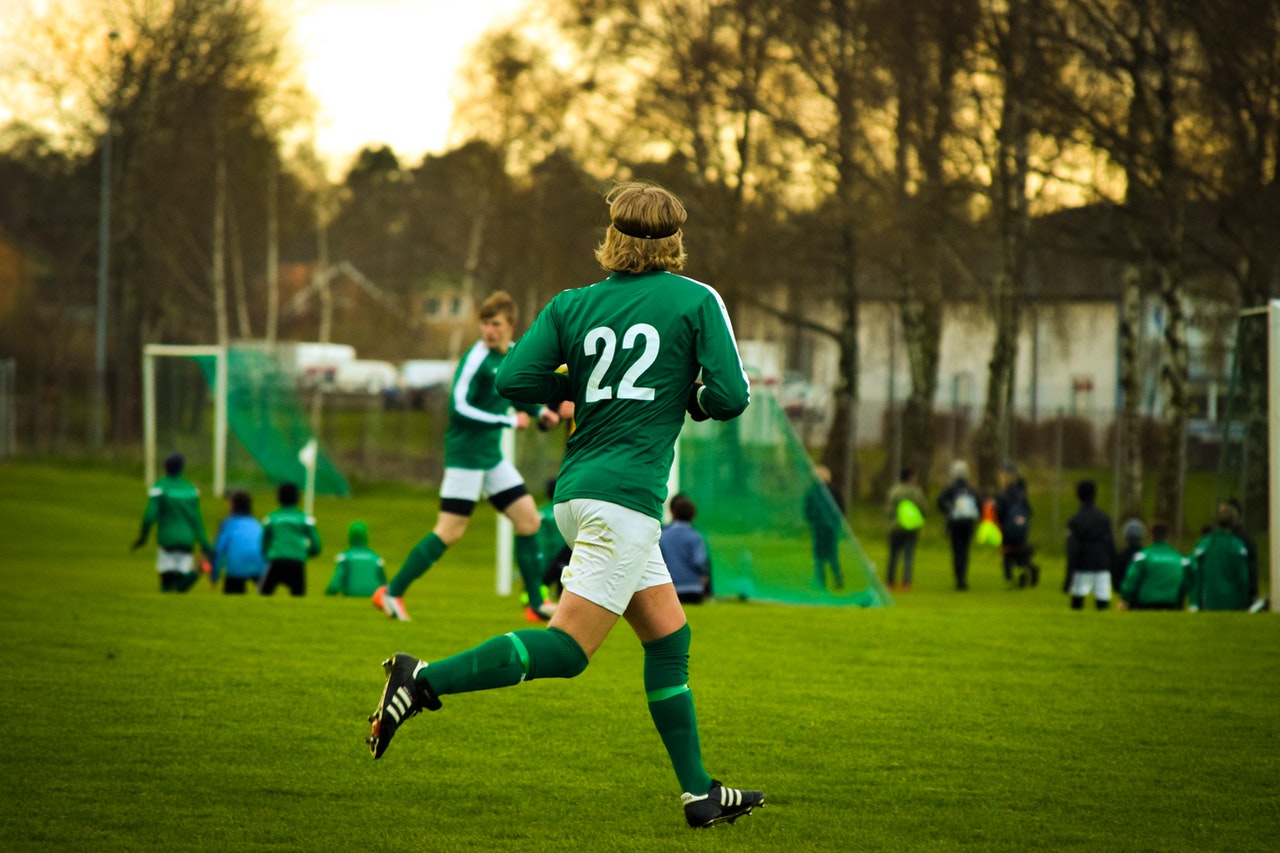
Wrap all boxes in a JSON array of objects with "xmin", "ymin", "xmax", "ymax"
[
  {"xmin": 553, "ymin": 498, "xmax": 672, "ymax": 615},
  {"xmin": 157, "ymin": 549, "xmax": 195, "ymax": 574},
  {"xmin": 439, "ymin": 461, "xmax": 525, "ymax": 503},
  {"xmin": 1070, "ymin": 569, "xmax": 1112, "ymax": 601}
]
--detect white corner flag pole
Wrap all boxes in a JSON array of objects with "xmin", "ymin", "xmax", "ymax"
[
  {"xmin": 496, "ymin": 427, "xmax": 515, "ymax": 596},
  {"xmin": 299, "ymin": 438, "xmax": 318, "ymax": 517}
]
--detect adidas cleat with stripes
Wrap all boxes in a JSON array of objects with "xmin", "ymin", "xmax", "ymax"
[
  {"xmin": 365, "ymin": 653, "xmax": 441, "ymax": 759},
  {"xmin": 681, "ymin": 781, "xmax": 765, "ymax": 828}
]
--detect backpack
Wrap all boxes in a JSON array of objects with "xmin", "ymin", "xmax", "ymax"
[
  {"xmin": 950, "ymin": 490, "xmax": 979, "ymax": 521},
  {"xmin": 896, "ymin": 499, "xmax": 924, "ymax": 531}
]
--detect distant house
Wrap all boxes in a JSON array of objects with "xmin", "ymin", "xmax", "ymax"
[{"xmin": 735, "ymin": 204, "xmax": 1269, "ymax": 453}]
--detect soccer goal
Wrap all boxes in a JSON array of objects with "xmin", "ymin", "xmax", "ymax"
[
  {"xmin": 143, "ymin": 344, "xmax": 228, "ymax": 494},
  {"xmin": 1217, "ymin": 301, "xmax": 1280, "ymax": 609},
  {"xmin": 674, "ymin": 386, "xmax": 891, "ymax": 608},
  {"xmin": 143, "ymin": 343, "xmax": 349, "ymax": 507}
]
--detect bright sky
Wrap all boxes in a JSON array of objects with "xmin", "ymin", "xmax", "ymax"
[
  {"xmin": 0, "ymin": 0, "xmax": 528, "ymax": 170},
  {"xmin": 294, "ymin": 0, "xmax": 527, "ymax": 169}
]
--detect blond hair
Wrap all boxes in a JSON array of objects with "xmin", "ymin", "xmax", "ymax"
[
  {"xmin": 594, "ymin": 181, "xmax": 688, "ymax": 273},
  {"xmin": 478, "ymin": 290, "xmax": 517, "ymax": 324}
]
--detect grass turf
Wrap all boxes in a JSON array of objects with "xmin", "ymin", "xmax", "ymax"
[{"xmin": 0, "ymin": 459, "xmax": 1277, "ymax": 852}]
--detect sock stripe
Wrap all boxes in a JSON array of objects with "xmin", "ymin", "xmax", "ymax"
[
  {"xmin": 505, "ymin": 631, "xmax": 531, "ymax": 681},
  {"xmin": 646, "ymin": 683, "xmax": 690, "ymax": 703}
]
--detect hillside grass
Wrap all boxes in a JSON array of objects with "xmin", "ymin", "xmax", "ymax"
[{"xmin": 0, "ymin": 459, "xmax": 1276, "ymax": 852}]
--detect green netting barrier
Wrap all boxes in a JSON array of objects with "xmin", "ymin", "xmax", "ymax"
[
  {"xmin": 1216, "ymin": 310, "xmax": 1269, "ymax": 530},
  {"xmin": 191, "ymin": 347, "xmax": 349, "ymax": 497},
  {"xmin": 677, "ymin": 390, "xmax": 891, "ymax": 608}
]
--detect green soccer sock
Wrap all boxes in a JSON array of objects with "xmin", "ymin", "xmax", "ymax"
[
  {"xmin": 514, "ymin": 533, "xmax": 546, "ymax": 610},
  {"xmin": 417, "ymin": 627, "xmax": 588, "ymax": 696},
  {"xmin": 388, "ymin": 532, "xmax": 447, "ymax": 597},
  {"xmin": 643, "ymin": 623, "xmax": 713, "ymax": 796}
]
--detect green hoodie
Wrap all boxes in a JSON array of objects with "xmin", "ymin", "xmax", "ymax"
[
  {"xmin": 325, "ymin": 521, "xmax": 386, "ymax": 596},
  {"xmin": 135, "ymin": 474, "xmax": 212, "ymax": 553},
  {"xmin": 262, "ymin": 505, "xmax": 321, "ymax": 563},
  {"xmin": 1190, "ymin": 530, "xmax": 1250, "ymax": 611}
]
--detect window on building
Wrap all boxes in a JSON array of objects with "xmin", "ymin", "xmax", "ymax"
[{"xmin": 1071, "ymin": 375, "xmax": 1095, "ymax": 414}]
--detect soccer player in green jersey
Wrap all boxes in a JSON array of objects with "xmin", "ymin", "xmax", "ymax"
[
  {"xmin": 365, "ymin": 182, "xmax": 765, "ymax": 829},
  {"xmin": 131, "ymin": 452, "xmax": 214, "ymax": 593},
  {"xmin": 372, "ymin": 291, "xmax": 562, "ymax": 622}
]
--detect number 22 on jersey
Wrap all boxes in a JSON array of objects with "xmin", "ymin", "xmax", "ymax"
[{"xmin": 584, "ymin": 324, "xmax": 659, "ymax": 402}]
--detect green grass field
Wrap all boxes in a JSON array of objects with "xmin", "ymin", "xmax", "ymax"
[{"xmin": 1, "ymin": 459, "xmax": 1277, "ymax": 852}]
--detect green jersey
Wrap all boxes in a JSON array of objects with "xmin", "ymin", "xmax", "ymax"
[
  {"xmin": 445, "ymin": 340, "xmax": 542, "ymax": 469},
  {"xmin": 1120, "ymin": 541, "xmax": 1190, "ymax": 608},
  {"xmin": 1189, "ymin": 530, "xmax": 1250, "ymax": 611},
  {"xmin": 262, "ymin": 506, "xmax": 322, "ymax": 563},
  {"xmin": 326, "ymin": 546, "xmax": 386, "ymax": 596},
  {"xmin": 496, "ymin": 270, "xmax": 750, "ymax": 519},
  {"xmin": 136, "ymin": 474, "xmax": 212, "ymax": 552}
]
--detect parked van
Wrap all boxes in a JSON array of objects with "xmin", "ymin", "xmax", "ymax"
[{"xmin": 333, "ymin": 359, "xmax": 398, "ymax": 394}]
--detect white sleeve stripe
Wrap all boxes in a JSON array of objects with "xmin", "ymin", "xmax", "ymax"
[
  {"xmin": 453, "ymin": 341, "xmax": 516, "ymax": 426},
  {"xmin": 679, "ymin": 274, "xmax": 751, "ymax": 402}
]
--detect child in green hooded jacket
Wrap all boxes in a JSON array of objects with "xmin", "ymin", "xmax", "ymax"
[{"xmin": 326, "ymin": 521, "xmax": 387, "ymax": 597}]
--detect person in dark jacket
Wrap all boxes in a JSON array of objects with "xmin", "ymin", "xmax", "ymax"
[
  {"xmin": 1066, "ymin": 479, "xmax": 1115, "ymax": 610},
  {"xmin": 804, "ymin": 465, "xmax": 845, "ymax": 590},
  {"xmin": 994, "ymin": 465, "xmax": 1038, "ymax": 588},
  {"xmin": 936, "ymin": 460, "xmax": 981, "ymax": 591}
]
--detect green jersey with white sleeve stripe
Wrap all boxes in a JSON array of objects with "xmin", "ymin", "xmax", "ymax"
[
  {"xmin": 496, "ymin": 270, "xmax": 750, "ymax": 520},
  {"xmin": 445, "ymin": 340, "xmax": 542, "ymax": 469}
]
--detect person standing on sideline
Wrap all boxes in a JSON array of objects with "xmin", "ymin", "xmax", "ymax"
[
  {"xmin": 1113, "ymin": 518, "xmax": 1146, "ymax": 594},
  {"xmin": 372, "ymin": 291, "xmax": 561, "ymax": 622},
  {"xmin": 804, "ymin": 464, "xmax": 845, "ymax": 590},
  {"xmin": 326, "ymin": 520, "xmax": 387, "ymax": 597},
  {"xmin": 1065, "ymin": 479, "xmax": 1115, "ymax": 610},
  {"xmin": 260, "ymin": 482, "xmax": 321, "ymax": 596},
  {"xmin": 1222, "ymin": 498, "xmax": 1260, "ymax": 608},
  {"xmin": 995, "ymin": 465, "xmax": 1038, "ymax": 588},
  {"xmin": 1189, "ymin": 503, "xmax": 1251, "ymax": 611},
  {"xmin": 131, "ymin": 452, "xmax": 214, "ymax": 593},
  {"xmin": 884, "ymin": 467, "xmax": 926, "ymax": 591},
  {"xmin": 936, "ymin": 460, "xmax": 981, "ymax": 591},
  {"xmin": 660, "ymin": 493, "xmax": 712, "ymax": 604},
  {"xmin": 211, "ymin": 490, "xmax": 266, "ymax": 594},
  {"xmin": 364, "ymin": 181, "xmax": 764, "ymax": 829},
  {"xmin": 1119, "ymin": 521, "xmax": 1190, "ymax": 610}
]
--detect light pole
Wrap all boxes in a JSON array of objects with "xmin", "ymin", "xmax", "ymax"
[{"xmin": 92, "ymin": 30, "xmax": 118, "ymax": 449}]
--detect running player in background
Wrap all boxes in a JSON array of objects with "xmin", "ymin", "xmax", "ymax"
[{"xmin": 372, "ymin": 291, "xmax": 561, "ymax": 622}]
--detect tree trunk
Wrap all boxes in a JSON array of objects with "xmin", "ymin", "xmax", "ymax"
[
  {"xmin": 1117, "ymin": 264, "xmax": 1144, "ymax": 519},
  {"xmin": 265, "ymin": 158, "xmax": 279, "ymax": 345},
  {"xmin": 212, "ymin": 129, "xmax": 229, "ymax": 347},
  {"xmin": 900, "ymin": 283, "xmax": 942, "ymax": 488},
  {"xmin": 1153, "ymin": 262, "xmax": 1189, "ymax": 536}
]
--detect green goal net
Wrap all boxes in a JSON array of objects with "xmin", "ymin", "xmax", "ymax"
[
  {"xmin": 146, "ymin": 344, "xmax": 348, "ymax": 497},
  {"xmin": 677, "ymin": 389, "xmax": 890, "ymax": 607}
]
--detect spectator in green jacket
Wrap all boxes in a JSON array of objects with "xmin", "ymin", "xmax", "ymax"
[
  {"xmin": 1119, "ymin": 521, "xmax": 1191, "ymax": 610},
  {"xmin": 326, "ymin": 520, "xmax": 386, "ymax": 597},
  {"xmin": 132, "ymin": 452, "xmax": 213, "ymax": 593},
  {"xmin": 1189, "ymin": 504, "xmax": 1251, "ymax": 612},
  {"xmin": 260, "ymin": 482, "xmax": 321, "ymax": 596}
]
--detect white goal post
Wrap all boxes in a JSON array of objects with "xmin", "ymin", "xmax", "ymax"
[
  {"xmin": 1269, "ymin": 301, "xmax": 1279, "ymax": 610},
  {"xmin": 1241, "ymin": 300, "xmax": 1280, "ymax": 610},
  {"xmin": 143, "ymin": 344, "xmax": 228, "ymax": 497}
]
